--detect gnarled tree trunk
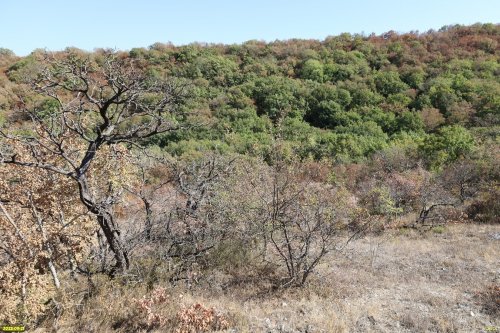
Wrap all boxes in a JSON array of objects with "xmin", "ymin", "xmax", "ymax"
[{"xmin": 77, "ymin": 176, "xmax": 129, "ymax": 273}]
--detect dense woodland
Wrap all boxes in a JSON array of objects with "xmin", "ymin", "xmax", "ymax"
[{"xmin": 0, "ymin": 23, "xmax": 498, "ymax": 331}]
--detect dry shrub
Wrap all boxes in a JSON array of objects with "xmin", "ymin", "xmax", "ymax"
[
  {"xmin": 297, "ymin": 160, "xmax": 332, "ymax": 183},
  {"xmin": 131, "ymin": 288, "xmax": 231, "ymax": 332},
  {"xmin": 175, "ymin": 303, "xmax": 229, "ymax": 333},
  {"xmin": 0, "ymin": 147, "xmax": 95, "ymax": 325},
  {"xmin": 476, "ymin": 284, "xmax": 500, "ymax": 316},
  {"xmin": 228, "ymin": 157, "xmax": 361, "ymax": 287},
  {"xmin": 438, "ymin": 206, "xmax": 468, "ymax": 224},
  {"xmin": 0, "ymin": 270, "xmax": 52, "ymax": 325},
  {"xmin": 467, "ymin": 187, "xmax": 500, "ymax": 223},
  {"xmin": 132, "ymin": 287, "xmax": 169, "ymax": 329}
]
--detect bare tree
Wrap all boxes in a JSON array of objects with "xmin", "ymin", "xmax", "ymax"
[
  {"xmin": 226, "ymin": 153, "xmax": 362, "ymax": 287},
  {"xmin": 123, "ymin": 151, "xmax": 174, "ymax": 241},
  {"xmin": 160, "ymin": 155, "xmax": 235, "ymax": 282},
  {"xmin": 415, "ymin": 159, "xmax": 482, "ymax": 226},
  {"xmin": 0, "ymin": 51, "xmax": 188, "ymax": 274}
]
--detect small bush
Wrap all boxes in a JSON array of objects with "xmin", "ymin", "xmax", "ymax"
[
  {"xmin": 175, "ymin": 303, "xmax": 229, "ymax": 333},
  {"xmin": 476, "ymin": 284, "xmax": 500, "ymax": 316},
  {"xmin": 467, "ymin": 187, "xmax": 500, "ymax": 224},
  {"xmin": 431, "ymin": 225, "xmax": 446, "ymax": 234},
  {"xmin": 132, "ymin": 287, "xmax": 169, "ymax": 329}
]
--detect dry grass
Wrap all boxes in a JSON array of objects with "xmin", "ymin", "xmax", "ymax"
[{"xmin": 33, "ymin": 223, "xmax": 500, "ymax": 332}]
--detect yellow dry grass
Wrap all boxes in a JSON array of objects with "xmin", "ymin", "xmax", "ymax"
[{"xmin": 33, "ymin": 223, "xmax": 499, "ymax": 332}]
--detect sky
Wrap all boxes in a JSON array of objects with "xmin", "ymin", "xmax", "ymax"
[{"xmin": 1, "ymin": 0, "xmax": 499, "ymax": 56}]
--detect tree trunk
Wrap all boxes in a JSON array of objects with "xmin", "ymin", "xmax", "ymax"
[
  {"xmin": 77, "ymin": 176, "xmax": 129, "ymax": 274},
  {"xmin": 96, "ymin": 211, "xmax": 130, "ymax": 272},
  {"xmin": 143, "ymin": 197, "xmax": 153, "ymax": 240},
  {"xmin": 47, "ymin": 259, "xmax": 61, "ymax": 289}
]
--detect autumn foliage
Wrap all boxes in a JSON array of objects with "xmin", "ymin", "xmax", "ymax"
[{"xmin": 0, "ymin": 24, "xmax": 498, "ymax": 330}]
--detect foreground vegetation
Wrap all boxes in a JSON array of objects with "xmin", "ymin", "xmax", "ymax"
[
  {"xmin": 0, "ymin": 23, "xmax": 498, "ymax": 332},
  {"xmin": 36, "ymin": 224, "xmax": 500, "ymax": 332}
]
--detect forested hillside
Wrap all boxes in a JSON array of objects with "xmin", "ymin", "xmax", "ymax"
[
  {"xmin": 0, "ymin": 24, "xmax": 498, "ymax": 332},
  {"xmin": 2, "ymin": 24, "xmax": 499, "ymax": 164}
]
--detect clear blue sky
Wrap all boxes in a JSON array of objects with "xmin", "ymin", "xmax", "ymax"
[{"xmin": 2, "ymin": 0, "xmax": 499, "ymax": 56}]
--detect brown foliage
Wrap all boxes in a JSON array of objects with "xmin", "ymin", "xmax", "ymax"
[
  {"xmin": 175, "ymin": 303, "xmax": 229, "ymax": 333},
  {"xmin": 475, "ymin": 284, "xmax": 500, "ymax": 316},
  {"xmin": 419, "ymin": 107, "xmax": 445, "ymax": 130},
  {"xmin": 0, "ymin": 144, "xmax": 95, "ymax": 324},
  {"xmin": 132, "ymin": 287, "xmax": 169, "ymax": 329}
]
